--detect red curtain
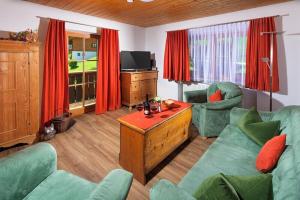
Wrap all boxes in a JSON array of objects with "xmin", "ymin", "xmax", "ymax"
[
  {"xmin": 246, "ymin": 17, "xmax": 279, "ymax": 92},
  {"xmin": 163, "ymin": 30, "xmax": 190, "ymax": 81},
  {"xmin": 95, "ymin": 28, "xmax": 121, "ymax": 114},
  {"xmin": 41, "ymin": 19, "xmax": 69, "ymax": 125}
]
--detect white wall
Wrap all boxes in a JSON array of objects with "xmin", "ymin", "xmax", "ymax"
[
  {"xmin": 0, "ymin": 0, "xmax": 146, "ymax": 51},
  {"xmin": 145, "ymin": 1, "xmax": 300, "ymax": 111},
  {"xmin": 1, "ymin": 0, "xmax": 300, "ymax": 111},
  {"xmin": 0, "ymin": 0, "xmax": 146, "ymax": 116}
]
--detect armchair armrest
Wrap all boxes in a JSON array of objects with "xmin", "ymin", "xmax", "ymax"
[
  {"xmin": 200, "ymin": 96, "xmax": 242, "ymax": 110},
  {"xmin": 150, "ymin": 179, "xmax": 196, "ymax": 200},
  {"xmin": 88, "ymin": 169, "xmax": 133, "ymax": 200},
  {"xmin": 184, "ymin": 89, "xmax": 207, "ymax": 103},
  {"xmin": 0, "ymin": 143, "xmax": 57, "ymax": 200}
]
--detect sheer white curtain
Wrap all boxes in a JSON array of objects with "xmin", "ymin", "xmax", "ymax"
[{"xmin": 188, "ymin": 21, "xmax": 249, "ymax": 86}]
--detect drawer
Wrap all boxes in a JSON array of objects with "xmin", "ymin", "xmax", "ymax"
[
  {"xmin": 140, "ymin": 81, "xmax": 156, "ymax": 99},
  {"xmin": 141, "ymin": 80, "xmax": 155, "ymax": 90},
  {"xmin": 130, "ymin": 81, "xmax": 140, "ymax": 91},
  {"xmin": 131, "ymin": 72, "xmax": 157, "ymax": 81},
  {"xmin": 130, "ymin": 91, "xmax": 142, "ymax": 103}
]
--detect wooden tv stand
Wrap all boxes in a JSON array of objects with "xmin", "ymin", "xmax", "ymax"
[{"xmin": 121, "ymin": 70, "xmax": 158, "ymax": 110}]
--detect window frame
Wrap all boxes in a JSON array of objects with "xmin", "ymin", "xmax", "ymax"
[
  {"xmin": 188, "ymin": 22, "xmax": 248, "ymax": 86},
  {"xmin": 67, "ymin": 31, "xmax": 99, "ymax": 115}
]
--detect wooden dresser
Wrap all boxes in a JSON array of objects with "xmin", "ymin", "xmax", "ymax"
[
  {"xmin": 121, "ymin": 71, "xmax": 158, "ymax": 109},
  {"xmin": 118, "ymin": 101, "xmax": 192, "ymax": 184},
  {"xmin": 0, "ymin": 40, "xmax": 39, "ymax": 147}
]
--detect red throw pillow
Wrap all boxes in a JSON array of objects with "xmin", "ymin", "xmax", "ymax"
[
  {"xmin": 209, "ymin": 89, "xmax": 222, "ymax": 102},
  {"xmin": 256, "ymin": 134, "xmax": 286, "ymax": 173}
]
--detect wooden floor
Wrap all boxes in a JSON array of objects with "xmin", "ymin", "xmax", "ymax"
[{"xmin": 0, "ymin": 108, "xmax": 215, "ymax": 200}]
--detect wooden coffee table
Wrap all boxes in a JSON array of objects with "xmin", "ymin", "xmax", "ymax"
[{"xmin": 118, "ymin": 100, "xmax": 192, "ymax": 184}]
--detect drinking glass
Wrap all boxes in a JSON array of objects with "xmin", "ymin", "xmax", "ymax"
[{"xmin": 136, "ymin": 104, "xmax": 144, "ymax": 111}]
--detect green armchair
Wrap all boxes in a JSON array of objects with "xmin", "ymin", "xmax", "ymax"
[
  {"xmin": 184, "ymin": 82, "xmax": 242, "ymax": 137},
  {"xmin": 0, "ymin": 143, "xmax": 133, "ymax": 200}
]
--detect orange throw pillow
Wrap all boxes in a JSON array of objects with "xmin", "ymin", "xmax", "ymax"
[
  {"xmin": 256, "ymin": 134, "xmax": 286, "ymax": 173},
  {"xmin": 209, "ymin": 89, "xmax": 222, "ymax": 102}
]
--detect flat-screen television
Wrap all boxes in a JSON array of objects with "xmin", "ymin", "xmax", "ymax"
[{"xmin": 120, "ymin": 51, "xmax": 152, "ymax": 71}]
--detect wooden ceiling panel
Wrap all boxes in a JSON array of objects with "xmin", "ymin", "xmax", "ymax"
[{"xmin": 25, "ymin": 0, "xmax": 291, "ymax": 27}]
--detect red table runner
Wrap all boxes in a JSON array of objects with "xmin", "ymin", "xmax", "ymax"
[{"xmin": 118, "ymin": 100, "xmax": 192, "ymax": 131}]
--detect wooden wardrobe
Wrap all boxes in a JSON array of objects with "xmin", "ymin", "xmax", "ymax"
[{"xmin": 0, "ymin": 40, "xmax": 39, "ymax": 147}]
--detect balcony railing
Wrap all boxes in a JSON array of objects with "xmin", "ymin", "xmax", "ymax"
[{"xmin": 69, "ymin": 71, "xmax": 97, "ymax": 109}]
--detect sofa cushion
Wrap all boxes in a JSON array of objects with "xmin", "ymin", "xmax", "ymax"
[
  {"xmin": 178, "ymin": 125, "xmax": 260, "ymax": 194},
  {"xmin": 224, "ymin": 173, "xmax": 273, "ymax": 200},
  {"xmin": 237, "ymin": 108, "xmax": 280, "ymax": 146},
  {"xmin": 256, "ymin": 134, "xmax": 287, "ymax": 173},
  {"xmin": 23, "ymin": 170, "xmax": 96, "ymax": 200},
  {"xmin": 230, "ymin": 108, "xmax": 274, "ymax": 126},
  {"xmin": 209, "ymin": 89, "xmax": 222, "ymax": 103},
  {"xmin": 194, "ymin": 173, "xmax": 273, "ymax": 200},
  {"xmin": 193, "ymin": 173, "xmax": 239, "ymax": 200},
  {"xmin": 216, "ymin": 82, "xmax": 242, "ymax": 99},
  {"xmin": 206, "ymin": 83, "xmax": 219, "ymax": 101}
]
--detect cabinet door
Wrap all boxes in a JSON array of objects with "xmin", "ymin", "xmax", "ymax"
[{"xmin": 0, "ymin": 52, "xmax": 30, "ymax": 144}]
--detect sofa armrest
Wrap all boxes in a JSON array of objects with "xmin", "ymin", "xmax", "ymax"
[
  {"xmin": 200, "ymin": 96, "xmax": 242, "ymax": 110},
  {"xmin": 0, "ymin": 143, "xmax": 57, "ymax": 200},
  {"xmin": 150, "ymin": 179, "xmax": 196, "ymax": 200},
  {"xmin": 184, "ymin": 89, "xmax": 207, "ymax": 103},
  {"xmin": 88, "ymin": 169, "xmax": 133, "ymax": 200}
]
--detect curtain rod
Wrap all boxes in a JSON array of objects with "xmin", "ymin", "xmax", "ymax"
[
  {"xmin": 260, "ymin": 31, "xmax": 286, "ymax": 35},
  {"xmin": 36, "ymin": 16, "xmax": 120, "ymax": 31},
  {"xmin": 287, "ymin": 33, "xmax": 300, "ymax": 35},
  {"xmin": 167, "ymin": 14, "xmax": 289, "ymax": 32}
]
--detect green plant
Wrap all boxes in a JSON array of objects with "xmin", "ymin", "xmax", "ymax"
[
  {"xmin": 69, "ymin": 61, "xmax": 78, "ymax": 70},
  {"xmin": 154, "ymin": 96, "xmax": 161, "ymax": 103}
]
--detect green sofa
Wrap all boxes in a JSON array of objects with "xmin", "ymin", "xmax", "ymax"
[
  {"xmin": 0, "ymin": 143, "xmax": 133, "ymax": 200},
  {"xmin": 150, "ymin": 106, "xmax": 300, "ymax": 200},
  {"xmin": 184, "ymin": 82, "xmax": 242, "ymax": 137}
]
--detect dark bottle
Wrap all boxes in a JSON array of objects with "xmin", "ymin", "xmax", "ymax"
[{"xmin": 144, "ymin": 94, "xmax": 151, "ymax": 115}]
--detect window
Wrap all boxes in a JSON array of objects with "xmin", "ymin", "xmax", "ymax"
[
  {"xmin": 68, "ymin": 33, "xmax": 99, "ymax": 111},
  {"xmin": 188, "ymin": 21, "xmax": 249, "ymax": 86}
]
